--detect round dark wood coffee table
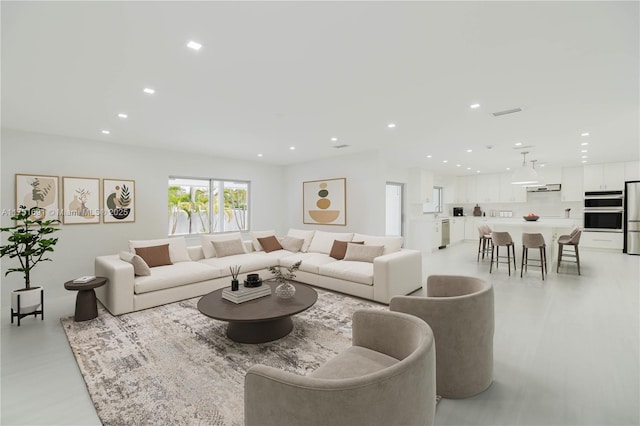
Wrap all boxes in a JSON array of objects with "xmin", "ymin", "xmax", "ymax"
[
  {"xmin": 64, "ymin": 277, "xmax": 107, "ymax": 321},
  {"xmin": 197, "ymin": 281, "xmax": 318, "ymax": 343}
]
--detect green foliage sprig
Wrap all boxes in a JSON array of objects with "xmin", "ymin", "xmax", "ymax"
[{"xmin": 268, "ymin": 261, "xmax": 302, "ymax": 284}]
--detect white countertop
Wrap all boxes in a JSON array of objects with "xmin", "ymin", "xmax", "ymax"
[{"xmin": 485, "ymin": 217, "xmax": 580, "ymax": 227}]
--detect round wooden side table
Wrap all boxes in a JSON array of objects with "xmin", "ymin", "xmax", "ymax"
[{"xmin": 64, "ymin": 277, "xmax": 107, "ymax": 321}]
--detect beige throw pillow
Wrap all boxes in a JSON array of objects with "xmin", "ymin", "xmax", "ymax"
[
  {"xmin": 119, "ymin": 251, "xmax": 151, "ymax": 276},
  {"xmin": 279, "ymin": 236, "xmax": 304, "ymax": 253},
  {"xmin": 286, "ymin": 229, "xmax": 316, "ymax": 252},
  {"xmin": 343, "ymin": 244, "xmax": 384, "ymax": 263},
  {"xmin": 212, "ymin": 239, "xmax": 246, "ymax": 257},
  {"xmin": 329, "ymin": 240, "xmax": 364, "ymax": 260},
  {"xmin": 200, "ymin": 233, "xmax": 243, "ymax": 258},
  {"xmin": 134, "ymin": 244, "xmax": 173, "ymax": 267}
]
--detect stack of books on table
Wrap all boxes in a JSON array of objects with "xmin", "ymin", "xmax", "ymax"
[{"xmin": 222, "ymin": 285, "xmax": 272, "ymax": 304}]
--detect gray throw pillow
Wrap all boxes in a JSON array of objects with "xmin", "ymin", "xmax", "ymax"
[
  {"xmin": 279, "ymin": 236, "xmax": 304, "ymax": 253},
  {"xmin": 119, "ymin": 251, "xmax": 151, "ymax": 276},
  {"xmin": 212, "ymin": 238, "xmax": 246, "ymax": 257},
  {"xmin": 343, "ymin": 244, "xmax": 384, "ymax": 263}
]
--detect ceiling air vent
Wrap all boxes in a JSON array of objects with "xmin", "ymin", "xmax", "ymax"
[
  {"xmin": 332, "ymin": 144, "xmax": 350, "ymax": 149},
  {"xmin": 492, "ymin": 107, "xmax": 523, "ymax": 117}
]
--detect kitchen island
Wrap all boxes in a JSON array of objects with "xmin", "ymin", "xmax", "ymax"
[{"xmin": 485, "ymin": 217, "xmax": 581, "ymax": 264}]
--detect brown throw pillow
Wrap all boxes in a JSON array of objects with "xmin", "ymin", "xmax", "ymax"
[
  {"xmin": 329, "ymin": 240, "xmax": 364, "ymax": 260},
  {"xmin": 257, "ymin": 235, "xmax": 283, "ymax": 253},
  {"xmin": 134, "ymin": 244, "xmax": 172, "ymax": 268}
]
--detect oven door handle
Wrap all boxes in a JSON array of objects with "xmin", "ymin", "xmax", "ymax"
[{"xmin": 584, "ymin": 209, "xmax": 624, "ymax": 213}]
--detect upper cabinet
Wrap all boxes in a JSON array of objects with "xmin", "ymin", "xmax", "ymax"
[
  {"xmin": 499, "ymin": 173, "xmax": 526, "ymax": 202},
  {"xmin": 475, "ymin": 173, "xmax": 501, "ymax": 203},
  {"xmin": 625, "ymin": 161, "xmax": 640, "ymax": 182},
  {"xmin": 408, "ymin": 168, "xmax": 434, "ymax": 204},
  {"xmin": 583, "ymin": 163, "xmax": 625, "ymax": 191},
  {"xmin": 561, "ymin": 166, "xmax": 584, "ymax": 201}
]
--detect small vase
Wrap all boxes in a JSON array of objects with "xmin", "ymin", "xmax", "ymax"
[{"xmin": 275, "ymin": 281, "xmax": 296, "ymax": 299}]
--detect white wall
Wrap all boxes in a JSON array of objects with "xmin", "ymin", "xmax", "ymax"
[
  {"xmin": 1, "ymin": 129, "xmax": 285, "ymax": 303},
  {"xmin": 283, "ymin": 151, "xmax": 387, "ymax": 235}
]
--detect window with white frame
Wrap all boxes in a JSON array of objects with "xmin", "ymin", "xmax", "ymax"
[{"xmin": 168, "ymin": 177, "xmax": 249, "ymax": 235}]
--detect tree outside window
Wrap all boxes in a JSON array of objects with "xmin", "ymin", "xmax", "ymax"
[{"xmin": 168, "ymin": 178, "xmax": 249, "ymax": 235}]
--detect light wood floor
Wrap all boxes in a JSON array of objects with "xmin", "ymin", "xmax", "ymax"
[{"xmin": 2, "ymin": 241, "xmax": 639, "ymax": 426}]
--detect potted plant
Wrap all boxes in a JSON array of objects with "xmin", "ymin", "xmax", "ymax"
[
  {"xmin": 1, "ymin": 205, "xmax": 60, "ymax": 325},
  {"xmin": 268, "ymin": 261, "xmax": 301, "ymax": 299}
]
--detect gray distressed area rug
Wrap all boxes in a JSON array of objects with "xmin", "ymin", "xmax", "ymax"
[{"xmin": 61, "ymin": 288, "xmax": 385, "ymax": 426}]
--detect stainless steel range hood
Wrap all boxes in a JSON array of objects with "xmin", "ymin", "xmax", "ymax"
[{"xmin": 526, "ymin": 183, "xmax": 561, "ymax": 192}]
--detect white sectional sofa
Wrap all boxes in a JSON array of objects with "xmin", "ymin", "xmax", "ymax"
[{"xmin": 95, "ymin": 229, "xmax": 422, "ymax": 315}]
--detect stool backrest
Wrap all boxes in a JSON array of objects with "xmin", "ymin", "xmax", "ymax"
[
  {"xmin": 522, "ymin": 233, "xmax": 545, "ymax": 247},
  {"xmin": 491, "ymin": 231, "xmax": 513, "ymax": 246}
]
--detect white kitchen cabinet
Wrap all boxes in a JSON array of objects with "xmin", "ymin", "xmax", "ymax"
[
  {"xmin": 464, "ymin": 217, "xmax": 484, "ymax": 241},
  {"xmin": 454, "ymin": 176, "xmax": 467, "ymax": 203},
  {"xmin": 561, "ymin": 166, "xmax": 584, "ymax": 202},
  {"xmin": 580, "ymin": 231, "xmax": 623, "ymax": 250},
  {"xmin": 537, "ymin": 167, "xmax": 562, "ymax": 185},
  {"xmin": 432, "ymin": 220, "xmax": 441, "ymax": 250},
  {"xmin": 476, "ymin": 173, "xmax": 500, "ymax": 203},
  {"xmin": 625, "ymin": 161, "xmax": 640, "ymax": 182},
  {"xmin": 441, "ymin": 175, "xmax": 456, "ymax": 204},
  {"xmin": 499, "ymin": 173, "xmax": 527, "ymax": 203},
  {"xmin": 466, "ymin": 175, "xmax": 478, "ymax": 203},
  {"xmin": 583, "ymin": 163, "xmax": 625, "ymax": 191},
  {"xmin": 450, "ymin": 218, "xmax": 465, "ymax": 243},
  {"xmin": 408, "ymin": 168, "xmax": 434, "ymax": 204}
]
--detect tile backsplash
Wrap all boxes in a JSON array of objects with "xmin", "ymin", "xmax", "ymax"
[{"xmin": 446, "ymin": 192, "xmax": 583, "ymax": 218}]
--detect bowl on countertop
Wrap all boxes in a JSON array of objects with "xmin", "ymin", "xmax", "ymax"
[{"xmin": 523, "ymin": 215, "xmax": 540, "ymax": 222}]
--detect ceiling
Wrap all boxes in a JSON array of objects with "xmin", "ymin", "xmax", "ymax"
[{"xmin": 2, "ymin": 1, "xmax": 638, "ymax": 175}]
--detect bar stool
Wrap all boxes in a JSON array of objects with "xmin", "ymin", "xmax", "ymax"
[
  {"xmin": 477, "ymin": 224, "xmax": 493, "ymax": 262},
  {"xmin": 521, "ymin": 233, "xmax": 547, "ymax": 280},
  {"xmin": 557, "ymin": 227, "xmax": 582, "ymax": 275},
  {"xmin": 490, "ymin": 231, "xmax": 516, "ymax": 275}
]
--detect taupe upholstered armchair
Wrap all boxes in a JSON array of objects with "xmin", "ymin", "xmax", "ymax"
[
  {"xmin": 390, "ymin": 275, "xmax": 494, "ymax": 398},
  {"xmin": 244, "ymin": 309, "xmax": 436, "ymax": 426}
]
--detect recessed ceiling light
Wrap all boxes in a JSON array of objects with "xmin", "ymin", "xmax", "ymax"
[
  {"xmin": 117, "ymin": 113, "xmax": 128, "ymax": 119},
  {"xmin": 289, "ymin": 146, "xmax": 296, "ymax": 150},
  {"xmin": 581, "ymin": 132, "xmax": 590, "ymax": 137},
  {"xmin": 331, "ymin": 137, "xmax": 338, "ymax": 142},
  {"xmin": 186, "ymin": 40, "xmax": 202, "ymax": 51},
  {"xmin": 476, "ymin": 170, "xmax": 481, "ymax": 173},
  {"xmin": 466, "ymin": 149, "xmax": 472, "ymax": 153},
  {"xmin": 581, "ymin": 149, "xmax": 588, "ymax": 153},
  {"xmin": 540, "ymin": 164, "xmax": 545, "ymax": 168},
  {"xmin": 581, "ymin": 155, "xmax": 588, "ymax": 159},
  {"xmin": 514, "ymin": 142, "xmax": 523, "ymax": 146},
  {"xmin": 456, "ymin": 164, "xmax": 461, "ymax": 167},
  {"xmin": 101, "ymin": 130, "xmax": 110, "ymax": 135},
  {"xmin": 581, "ymin": 142, "xmax": 589, "ymax": 146},
  {"xmin": 143, "ymin": 88, "xmax": 155, "ymax": 94},
  {"xmin": 506, "ymin": 167, "xmax": 511, "ymax": 171},
  {"xmin": 470, "ymin": 103, "xmax": 481, "ymax": 109},
  {"xmin": 582, "ymin": 160, "xmax": 588, "ymax": 163},
  {"xmin": 257, "ymin": 154, "xmax": 263, "ymax": 157},
  {"xmin": 426, "ymin": 155, "xmax": 432, "ymax": 158},
  {"xmin": 387, "ymin": 123, "xmax": 396, "ymax": 128},
  {"xmin": 467, "ymin": 167, "xmax": 471, "ymax": 170},
  {"xmin": 443, "ymin": 160, "xmax": 448, "ymax": 163}
]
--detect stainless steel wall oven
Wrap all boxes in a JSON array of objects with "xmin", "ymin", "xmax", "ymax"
[{"xmin": 584, "ymin": 191, "xmax": 624, "ymax": 232}]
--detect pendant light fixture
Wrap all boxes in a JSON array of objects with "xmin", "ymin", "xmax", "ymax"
[
  {"xmin": 511, "ymin": 151, "xmax": 539, "ymax": 185},
  {"xmin": 522, "ymin": 160, "xmax": 544, "ymax": 187}
]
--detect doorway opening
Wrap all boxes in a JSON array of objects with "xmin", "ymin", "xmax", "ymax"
[{"xmin": 386, "ymin": 182, "xmax": 404, "ymax": 237}]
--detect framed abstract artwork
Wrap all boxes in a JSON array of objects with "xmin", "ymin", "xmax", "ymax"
[
  {"xmin": 62, "ymin": 177, "xmax": 101, "ymax": 224},
  {"xmin": 14, "ymin": 174, "xmax": 60, "ymax": 221},
  {"xmin": 103, "ymin": 179, "xmax": 135, "ymax": 223},
  {"xmin": 303, "ymin": 178, "xmax": 346, "ymax": 226}
]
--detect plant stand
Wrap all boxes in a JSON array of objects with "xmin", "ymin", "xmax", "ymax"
[{"xmin": 11, "ymin": 287, "xmax": 44, "ymax": 326}]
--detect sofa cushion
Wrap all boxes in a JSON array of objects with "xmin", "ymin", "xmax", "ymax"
[
  {"xmin": 212, "ymin": 238, "xmax": 246, "ymax": 257},
  {"xmin": 329, "ymin": 240, "xmax": 364, "ymax": 260},
  {"xmin": 250, "ymin": 230, "xmax": 276, "ymax": 251},
  {"xmin": 129, "ymin": 237, "xmax": 190, "ymax": 263},
  {"xmin": 287, "ymin": 229, "xmax": 315, "ymax": 252},
  {"xmin": 318, "ymin": 260, "xmax": 374, "ymax": 285},
  {"xmin": 134, "ymin": 244, "xmax": 173, "ymax": 268},
  {"xmin": 257, "ymin": 236, "xmax": 283, "ymax": 253},
  {"xmin": 309, "ymin": 346, "xmax": 398, "ymax": 379},
  {"xmin": 119, "ymin": 251, "xmax": 151, "ymax": 276},
  {"xmin": 344, "ymin": 244, "xmax": 384, "ymax": 263},
  {"xmin": 307, "ymin": 231, "xmax": 354, "ymax": 254},
  {"xmin": 353, "ymin": 233, "xmax": 404, "ymax": 255},
  {"xmin": 200, "ymin": 233, "xmax": 244, "ymax": 259},
  {"xmin": 279, "ymin": 252, "xmax": 336, "ymax": 274},
  {"xmin": 134, "ymin": 262, "xmax": 222, "ymax": 294},
  {"xmin": 279, "ymin": 236, "xmax": 304, "ymax": 253},
  {"xmin": 199, "ymin": 253, "xmax": 277, "ymax": 275}
]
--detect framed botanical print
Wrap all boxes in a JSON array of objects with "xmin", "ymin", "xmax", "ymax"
[
  {"xmin": 15, "ymin": 174, "xmax": 60, "ymax": 221},
  {"xmin": 62, "ymin": 177, "xmax": 101, "ymax": 224},
  {"xmin": 103, "ymin": 179, "xmax": 135, "ymax": 223},
  {"xmin": 303, "ymin": 178, "xmax": 346, "ymax": 226}
]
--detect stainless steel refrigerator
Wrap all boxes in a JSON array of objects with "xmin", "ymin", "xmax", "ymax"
[{"xmin": 625, "ymin": 181, "xmax": 640, "ymax": 255}]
